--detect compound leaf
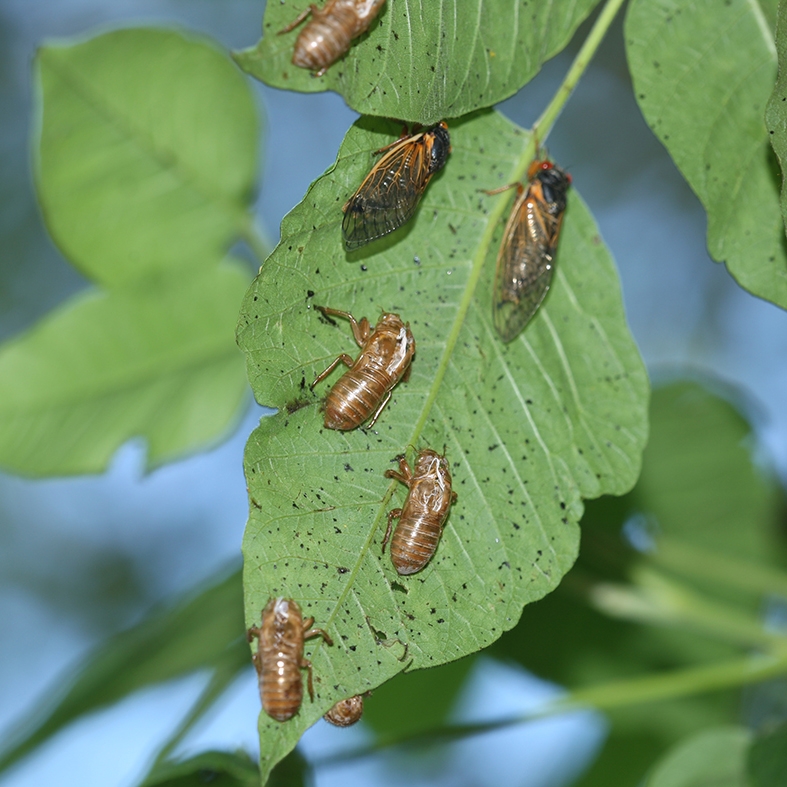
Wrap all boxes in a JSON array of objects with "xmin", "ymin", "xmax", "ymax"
[
  {"xmin": 237, "ymin": 109, "xmax": 649, "ymax": 780},
  {"xmin": 234, "ymin": 0, "xmax": 601, "ymax": 125}
]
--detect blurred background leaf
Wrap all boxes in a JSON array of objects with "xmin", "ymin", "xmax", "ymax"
[
  {"xmin": 142, "ymin": 750, "xmax": 262, "ymax": 787},
  {"xmin": 0, "ymin": 27, "xmax": 265, "ymax": 476},
  {"xmin": 0, "ymin": 263, "xmax": 250, "ymax": 475},
  {"xmin": 747, "ymin": 719, "xmax": 787, "ymax": 787},
  {"xmin": 0, "ymin": 565, "xmax": 246, "ymax": 776},
  {"xmin": 644, "ymin": 726, "xmax": 751, "ymax": 787},
  {"xmin": 36, "ymin": 27, "xmax": 260, "ymax": 287}
]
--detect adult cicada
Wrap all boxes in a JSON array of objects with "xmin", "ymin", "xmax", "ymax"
[
  {"xmin": 342, "ymin": 121, "xmax": 451, "ymax": 250},
  {"xmin": 491, "ymin": 158, "xmax": 571, "ymax": 343}
]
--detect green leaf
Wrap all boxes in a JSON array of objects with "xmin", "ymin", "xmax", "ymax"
[
  {"xmin": 645, "ymin": 727, "xmax": 752, "ymax": 787},
  {"xmin": 0, "ymin": 262, "xmax": 250, "ymax": 476},
  {"xmin": 637, "ymin": 381, "xmax": 786, "ymax": 570},
  {"xmin": 36, "ymin": 28, "xmax": 259, "ymax": 287},
  {"xmin": 767, "ymin": 0, "xmax": 787, "ymax": 271},
  {"xmin": 143, "ymin": 751, "xmax": 261, "ymax": 787},
  {"xmin": 748, "ymin": 720, "xmax": 787, "ymax": 787},
  {"xmin": 361, "ymin": 654, "xmax": 476, "ymax": 737},
  {"xmin": 237, "ymin": 109, "xmax": 648, "ymax": 780},
  {"xmin": 625, "ymin": 0, "xmax": 787, "ymax": 311},
  {"xmin": 234, "ymin": 0, "xmax": 601, "ymax": 125},
  {"xmin": 0, "ymin": 567, "xmax": 246, "ymax": 776}
]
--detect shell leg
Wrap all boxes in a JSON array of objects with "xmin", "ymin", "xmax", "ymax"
[
  {"xmin": 481, "ymin": 182, "xmax": 523, "ymax": 197},
  {"xmin": 311, "ymin": 354, "xmax": 354, "ymax": 389},
  {"xmin": 301, "ymin": 657, "xmax": 315, "ymax": 701},
  {"xmin": 316, "ymin": 306, "xmax": 370, "ymax": 347},
  {"xmin": 303, "ymin": 620, "xmax": 334, "ymax": 647},
  {"xmin": 278, "ymin": 4, "xmax": 315, "ymax": 34},
  {"xmin": 246, "ymin": 625, "xmax": 260, "ymax": 643},
  {"xmin": 366, "ymin": 390, "xmax": 392, "ymax": 428},
  {"xmin": 381, "ymin": 508, "xmax": 402, "ymax": 553},
  {"xmin": 384, "ymin": 454, "xmax": 413, "ymax": 487}
]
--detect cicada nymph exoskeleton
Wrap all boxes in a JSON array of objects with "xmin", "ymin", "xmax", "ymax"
[{"xmin": 280, "ymin": 0, "xmax": 386, "ymax": 77}]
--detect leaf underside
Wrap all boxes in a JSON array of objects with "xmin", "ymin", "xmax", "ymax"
[
  {"xmin": 237, "ymin": 109, "xmax": 649, "ymax": 779},
  {"xmin": 626, "ymin": 0, "xmax": 787, "ymax": 311},
  {"xmin": 234, "ymin": 0, "xmax": 602, "ymax": 125}
]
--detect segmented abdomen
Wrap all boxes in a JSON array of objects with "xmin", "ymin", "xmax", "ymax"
[
  {"xmin": 293, "ymin": 6, "xmax": 356, "ymax": 71},
  {"xmin": 324, "ymin": 368, "xmax": 389, "ymax": 430},
  {"xmin": 390, "ymin": 513, "xmax": 442, "ymax": 575},
  {"xmin": 260, "ymin": 646, "xmax": 302, "ymax": 722}
]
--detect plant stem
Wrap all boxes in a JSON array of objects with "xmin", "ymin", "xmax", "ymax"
[
  {"xmin": 652, "ymin": 537, "xmax": 787, "ymax": 599},
  {"xmin": 407, "ymin": 0, "xmax": 628, "ymax": 447},
  {"xmin": 241, "ymin": 216, "xmax": 270, "ymax": 264},
  {"xmin": 589, "ymin": 567, "xmax": 787, "ymax": 649},
  {"xmin": 313, "ymin": 650, "xmax": 787, "ymax": 768},
  {"xmin": 532, "ymin": 0, "xmax": 629, "ymax": 150}
]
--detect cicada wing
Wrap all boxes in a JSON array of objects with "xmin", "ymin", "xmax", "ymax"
[
  {"xmin": 492, "ymin": 193, "xmax": 562, "ymax": 343},
  {"xmin": 342, "ymin": 134, "xmax": 431, "ymax": 250}
]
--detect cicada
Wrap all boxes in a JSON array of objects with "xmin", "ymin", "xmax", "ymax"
[
  {"xmin": 324, "ymin": 694, "xmax": 365, "ymax": 726},
  {"xmin": 491, "ymin": 158, "xmax": 571, "ymax": 343},
  {"xmin": 311, "ymin": 306, "xmax": 415, "ymax": 430},
  {"xmin": 342, "ymin": 121, "xmax": 451, "ymax": 250},
  {"xmin": 382, "ymin": 448, "xmax": 457, "ymax": 575},
  {"xmin": 247, "ymin": 597, "xmax": 333, "ymax": 722},
  {"xmin": 279, "ymin": 0, "xmax": 386, "ymax": 77}
]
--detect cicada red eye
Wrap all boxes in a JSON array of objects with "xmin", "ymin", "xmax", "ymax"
[
  {"xmin": 342, "ymin": 121, "xmax": 451, "ymax": 250},
  {"xmin": 280, "ymin": 0, "xmax": 386, "ymax": 77},
  {"xmin": 492, "ymin": 158, "xmax": 571, "ymax": 343}
]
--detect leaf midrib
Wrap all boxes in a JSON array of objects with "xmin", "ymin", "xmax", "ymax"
[{"xmin": 306, "ymin": 126, "xmax": 540, "ymax": 654}]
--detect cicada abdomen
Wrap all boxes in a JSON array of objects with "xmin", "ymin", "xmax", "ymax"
[{"xmin": 247, "ymin": 597, "xmax": 333, "ymax": 722}]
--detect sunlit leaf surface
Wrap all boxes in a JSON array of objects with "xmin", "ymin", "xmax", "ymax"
[
  {"xmin": 234, "ymin": 0, "xmax": 601, "ymax": 124},
  {"xmin": 237, "ymin": 109, "xmax": 649, "ymax": 779}
]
